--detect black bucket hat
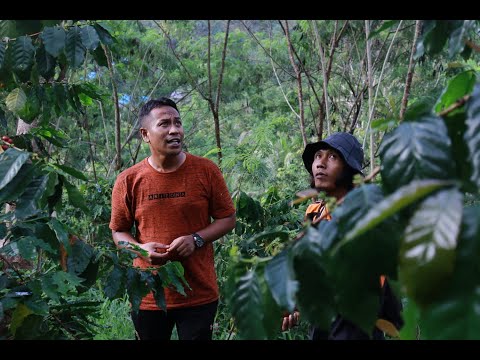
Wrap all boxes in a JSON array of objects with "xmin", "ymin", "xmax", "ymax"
[{"xmin": 302, "ymin": 132, "xmax": 364, "ymax": 175}]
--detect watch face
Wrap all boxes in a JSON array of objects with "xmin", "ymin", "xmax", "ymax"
[{"xmin": 194, "ymin": 234, "xmax": 204, "ymax": 248}]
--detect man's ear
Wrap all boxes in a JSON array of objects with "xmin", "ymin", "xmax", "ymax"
[{"xmin": 140, "ymin": 128, "xmax": 149, "ymax": 143}]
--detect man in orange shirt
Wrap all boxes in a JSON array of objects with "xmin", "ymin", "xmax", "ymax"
[
  {"xmin": 109, "ymin": 97, "xmax": 236, "ymax": 340},
  {"xmin": 282, "ymin": 132, "xmax": 403, "ymax": 339}
]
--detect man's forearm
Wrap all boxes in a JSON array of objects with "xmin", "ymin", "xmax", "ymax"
[{"xmin": 195, "ymin": 213, "xmax": 236, "ymax": 243}]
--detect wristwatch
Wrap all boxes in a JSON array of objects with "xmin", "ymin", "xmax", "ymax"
[{"xmin": 192, "ymin": 233, "xmax": 205, "ymax": 248}]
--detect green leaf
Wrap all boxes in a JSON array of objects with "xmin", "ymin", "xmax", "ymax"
[
  {"xmin": 64, "ymin": 26, "xmax": 86, "ymax": 69},
  {"xmin": 0, "ymin": 41, "xmax": 5, "ymax": 69},
  {"xmin": 63, "ymin": 178, "xmax": 89, "ymax": 214},
  {"xmin": 421, "ymin": 287, "xmax": 480, "ymax": 339},
  {"xmin": 399, "ymin": 298, "xmax": 420, "ymax": 340},
  {"xmin": 258, "ymin": 266, "xmax": 283, "ymax": 339},
  {"xmin": 419, "ymin": 206, "xmax": 480, "ymax": 339},
  {"xmin": 5, "ymin": 88, "xmax": 27, "ymax": 112},
  {"xmin": 292, "ymin": 226, "xmax": 336, "ymax": 330},
  {"xmin": 0, "ymin": 20, "xmax": 18, "ymax": 38},
  {"xmin": 40, "ymin": 26, "xmax": 66, "ymax": 57},
  {"xmin": 10, "ymin": 303, "xmax": 33, "ymax": 335},
  {"xmin": 400, "ymin": 188, "xmax": 463, "ymax": 307},
  {"xmin": 12, "ymin": 36, "xmax": 34, "ymax": 72},
  {"xmin": 104, "ymin": 265, "xmax": 125, "ymax": 299},
  {"xmin": 91, "ymin": 45, "xmax": 107, "ymax": 67},
  {"xmin": 35, "ymin": 44, "xmax": 56, "ymax": 80},
  {"xmin": 230, "ymin": 269, "xmax": 266, "ymax": 339},
  {"xmin": 0, "ymin": 150, "xmax": 31, "ymax": 194},
  {"xmin": 126, "ymin": 268, "xmax": 149, "ymax": 314},
  {"xmin": 51, "ymin": 163, "xmax": 88, "ymax": 181},
  {"xmin": 448, "ymin": 20, "xmax": 475, "ymax": 58},
  {"xmin": 143, "ymin": 272, "xmax": 166, "ymax": 311},
  {"xmin": 80, "ymin": 25, "xmax": 100, "ymax": 51},
  {"xmin": 93, "ymin": 23, "xmax": 114, "ymax": 46},
  {"xmin": 435, "ymin": 70, "xmax": 476, "ymax": 113},
  {"xmin": 16, "ymin": 236, "xmax": 37, "ymax": 260},
  {"xmin": 67, "ymin": 237, "xmax": 94, "ymax": 275},
  {"xmin": 344, "ymin": 180, "xmax": 453, "ymax": 243},
  {"xmin": 31, "ymin": 126, "xmax": 66, "ymax": 148},
  {"xmin": 264, "ymin": 248, "xmax": 298, "ymax": 312},
  {"xmin": 465, "ymin": 83, "xmax": 480, "ymax": 190},
  {"xmin": 48, "ymin": 218, "xmax": 70, "ymax": 255},
  {"xmin": 368, "ymin": 20, "xmax": 400, "ymax": 40},
  {"xmin": 424, "ymin": 20, "xmax": 450, "ymax": 57},
  {"xmin": 15, "ymin": 175, "xmax": 49, "ymax": 219},
  {"xmin": 379, "ymin": 116, "xmax": 455, "ymax": 193},
  {"xmin": 0, "ymin": 163, "xmax": 37, "ymax": 204}
]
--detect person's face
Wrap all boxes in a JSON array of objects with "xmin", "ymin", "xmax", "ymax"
[
  {"xmin": 311, "ymin": 147, "xmax": 345, "ymax": 196},
  {"xmin": 140, "ymin": 106, "xmax": 184, "ymax": 157}
]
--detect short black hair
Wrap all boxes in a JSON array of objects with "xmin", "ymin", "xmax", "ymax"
[{"xmin": 139, "ymin": 97, "xmax": 180, "ymax": 127}]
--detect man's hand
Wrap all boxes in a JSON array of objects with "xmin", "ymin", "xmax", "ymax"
[
  {"xmin": 134, "ymin": 242, "xmax": 170, "ymax": 264},
  {"xmin": 167, "ymin": 235, "xmax": 196, "ymax": 258},
  {"xmin": 281, "ymin": 311, "xmax": 300, "ymax": 331}
]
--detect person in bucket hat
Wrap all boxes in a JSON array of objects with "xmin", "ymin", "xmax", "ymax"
[{"xmin": 281, "ymin": 132, "xmax": 403, "ymax": 340}]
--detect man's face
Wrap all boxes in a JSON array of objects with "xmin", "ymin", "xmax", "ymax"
[
  {"xmin": 140, "ymin": 106, "xmax": 184, "ymax": 157},
  {"xmin": 311, "ymin": 147, "xmax": 345, "ymax": 195}
]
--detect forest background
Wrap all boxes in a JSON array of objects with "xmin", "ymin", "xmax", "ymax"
[{"xmin": 0, "ymin": 19, "xmax": 479, "ymax": 340}]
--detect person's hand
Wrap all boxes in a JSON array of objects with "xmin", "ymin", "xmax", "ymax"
[
  {"xmin": 167, "ymin": 235, "xmax": 196, "ymax": 258},
  {"xmin": 137, "ymin": 242, "xmax": 170, "ymax": 264},
  {"xmin": 281, "ymin": 311, "xmax": 300, "ymax": 331}
]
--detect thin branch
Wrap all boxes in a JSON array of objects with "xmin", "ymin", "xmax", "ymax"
[
  {"xmin": 399, "ymin": 20, "xmax": 422, "ymax": 120},
  {"xmin": 438, "ymin": 94, "xmax": 471, "ymax": 117}
]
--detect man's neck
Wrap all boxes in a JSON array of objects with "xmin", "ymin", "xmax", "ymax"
[{"xmin": 148, "ymin": 152, "xmax": 186, "ymax": 173}]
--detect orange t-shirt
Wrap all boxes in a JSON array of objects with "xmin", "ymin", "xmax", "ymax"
[{"xmin": 109, "ymin": 152, "xmax": 235, "ymax": 310}]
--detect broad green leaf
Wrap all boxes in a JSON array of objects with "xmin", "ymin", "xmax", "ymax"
[
  {"xmin": 230, "ymin": 269, "xmax": 266, "ymax": 339},
  {"xmin": 63, "ymin": 178, "xmax": 89, "ymax": 213},
  {"xmin": 368, "ymin": 20, "xmax": 400, "ymax": 40},
  {"xmin": 465, "ymin": 83, "xmax": 480, "ymax": 189},
  {"xmin": 0, "ymin": 20, "xmax": 17, "ymax": 38},
  {"xmin": 48, "ymin": 218, "xmax": 70, "ymax": 255},
  {"xmin": 264, "ymin": 248, "xmax": 298, "ymax": 312},
  {"xmin": 35, "ymin": 44, "xmax": 56, "ymax": 80},
  {"xmin": 379, "ymin": 116, "xmax": 454, "ymax": 193},
  {"xmin": 126, "ymin": 268, "xmax": 149, "ymax": 314},
  {"xmin": 52, "ymin": 163, "xmax": 88, "ymax": 181},
  {"xmin": 15, "ymin": 175, "xmax": 49, "ymax": 219},
  {"xmin": 93, "ymin": 23, "xmax": 114, "ymax": 46},
  {"xmin": 344, "ymin": 180, "xmax": 453, "ymax": 243},
  {"xmin": 0, "ymin": 161, "xmax": 36, "ymax": 203},
  {"xmin": 146, "ymin": 272, "xmax": 166, "ymax": 311},
  {"xmin": 12, "ymin": 36, "xmax": 34, "ymax": 72},
  {"xmin": 41, "ymin": 275, "xmax": 59, "ymax": 302},
  {"xmin": 334, "ymin": 184, "xmax": 384, "ymax": 236},
  {"xmin": 292, "ymin": 227, "xmax": 336, "ymax": 330},
  {"xmin": 104, "ymin": 265, "xmax": 125, "ymax": 299},
  {"xmin": 421, "ymin": 287, "xmax": 480, "ymax": 339},
  {"xmin": 66, "ymin": 238, "xmax": 94, "ymax": 275},
  {"xmin": 419, "ymin": 206, "xmax": 480, "ymax": 339},
  {"xmin": 400, "ymin": 188, "xmax": 463, "ymax": 307},
  {"xmin": 65, "ymin": 27, "xmax": 86, "ymax": 69},
  {"xmin": 246, "ymin": 229, "xmax": 289, "ymax": 246},
  {"xmin": 40, "ymin": 26, "xmax": 65, "ymax": 57},
  {"xmin": 91, "ymin": 45, "xmax": 107, "ymax": 67},
  {"xmin": 16, "ymin": 236, "xmax": 38, "ymax": 260},
  {"xmin": 51, "ymin": 271, "xmax": 84, "ymax": 295},
  {"xmin": 435, "ymin": 70, "xmax": 476, "ymax": 113},
  {"xmin": 258, "ymin": 266, "xmax": 283, "ymax": 339},
  {"xmin": 161, "ymin": 261, "xmax": 189, "ymax": 295},
  {"xmin": 0, "ymin": 41, "xmax": 5, "ymax": 69},
  {"xmin": 10, "ymin": 303, "xmax": 33, "ymax": 335},
  {"xmin": 5, "ymin": 88, "xmax": 27, "ymax": 112},
  {"xmin": 399, "ymin": 298, "xmax": 420, "ymax": 340},
  {"xmin": 31, "ymin": 127, "xmax": 66, "ymax": 148},
  {"xmin": 38, "ymin": 171, "xmax": 58, "ymax": 210},
  {"xmin": 448, "ymin": 20, "xmax": 475, "ymax": 58},
  {"xmin": 443, "ymin": 108, "xmax": 476, "ymax": 193},
  {"xmin": 80, "ymin": 25, "xmax": 100, "ymax": 51},
  {"xmin": 423, "ymin": 20, "xmax": 450, "ymax": 57}
]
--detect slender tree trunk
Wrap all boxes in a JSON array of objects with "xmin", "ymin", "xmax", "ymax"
[
  {"xmin": 104, "ymin": 45, "xmax": 122, "ymax": 172},
  {"xmin": 399, "ymin": 20, "xmax": 422, "ymax": 121},
  {"xmin": 365, "ymin": 21, "xmax": 375, "ymax": 174},
  {"xmin": 282, "ymin": 20, "xmax": 307, "ymax": 148}
]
